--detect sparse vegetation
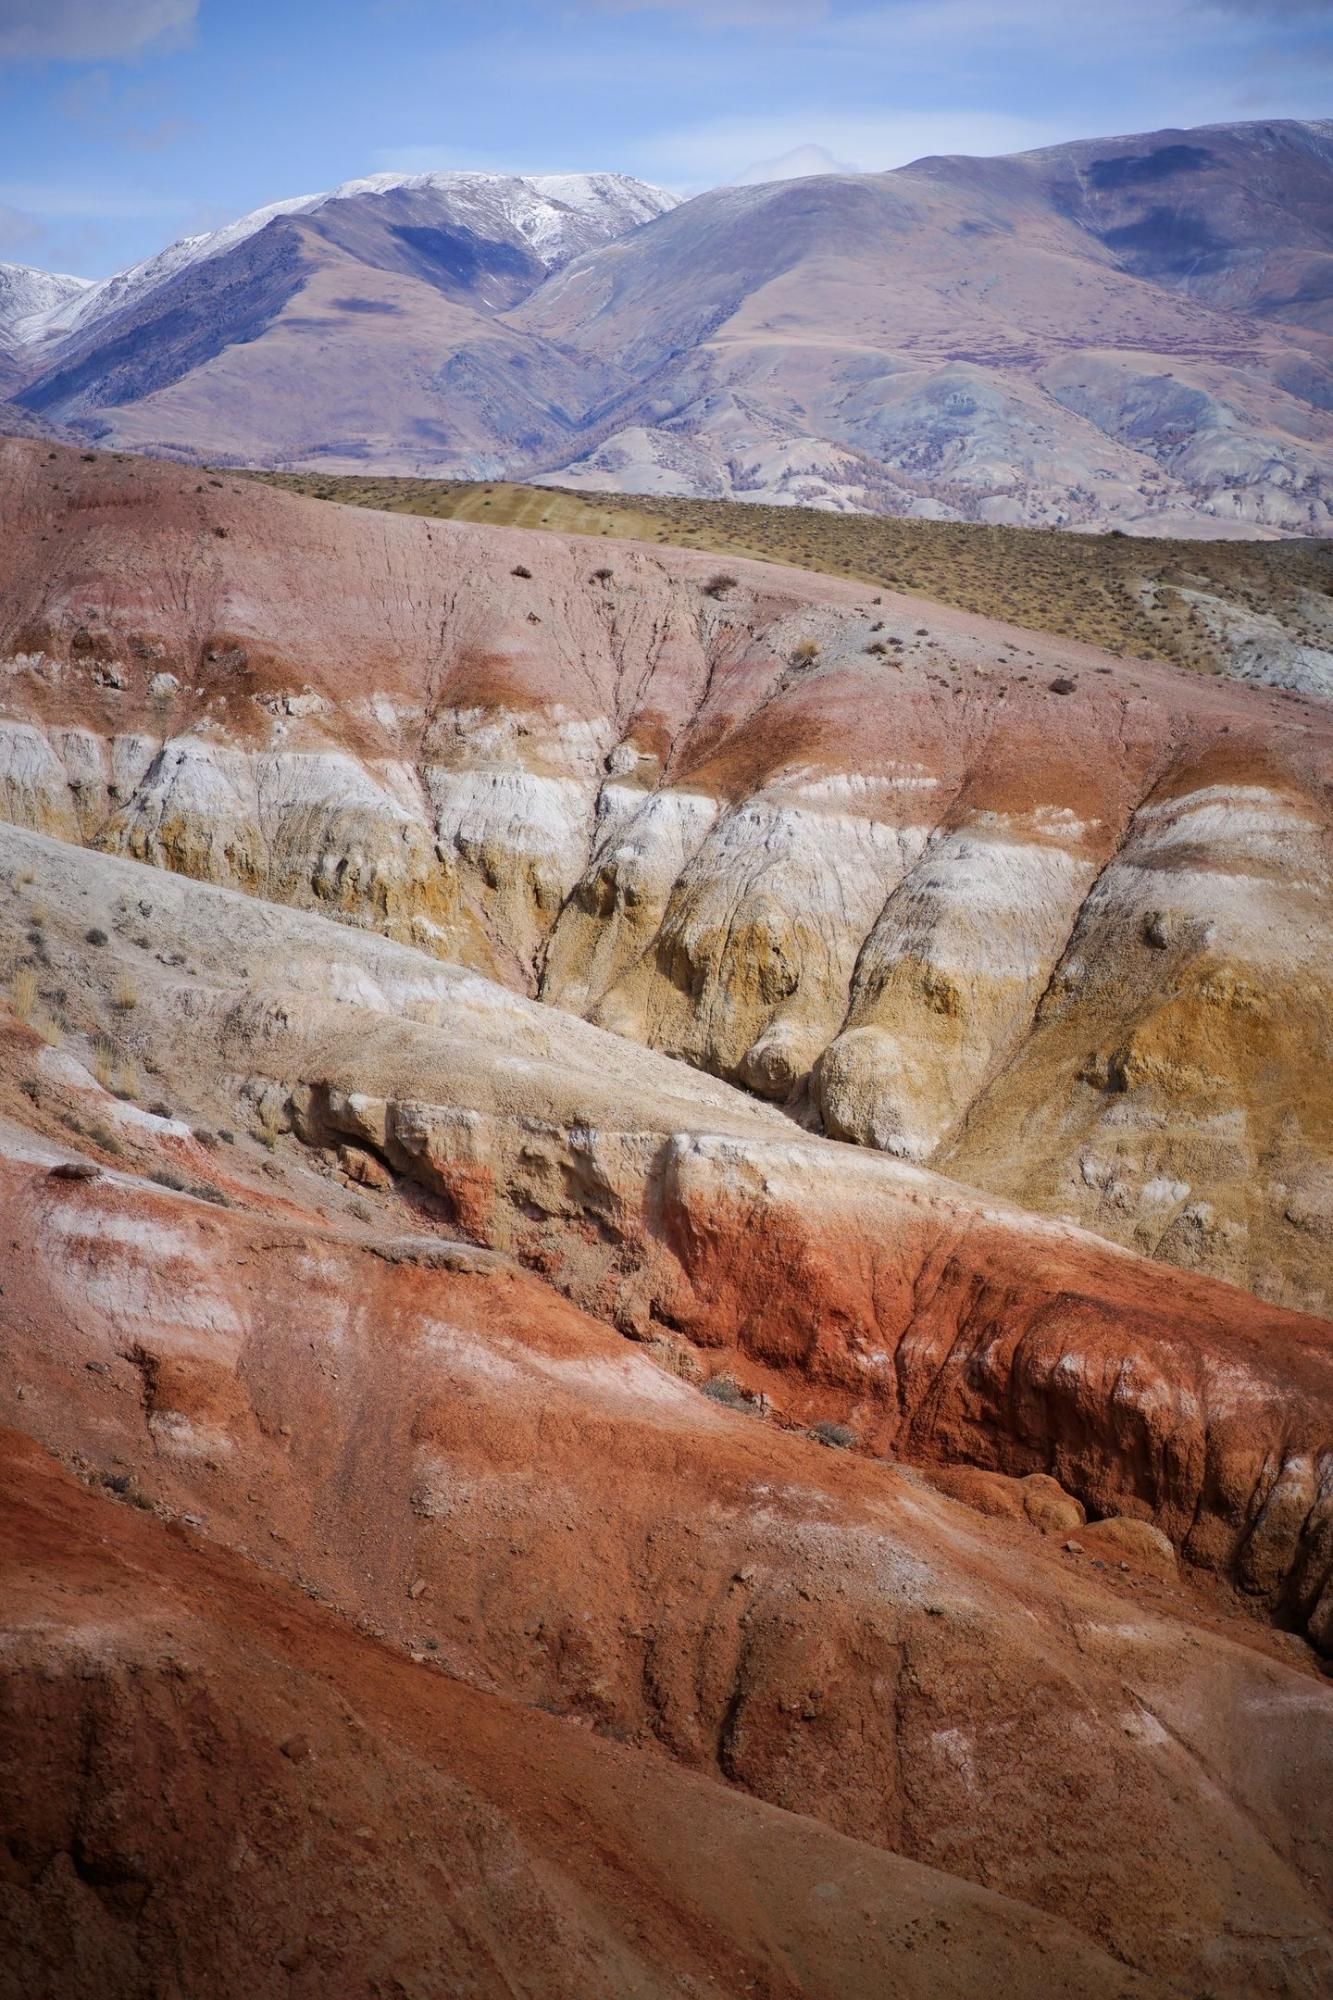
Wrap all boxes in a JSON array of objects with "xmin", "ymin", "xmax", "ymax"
[
  {"xmin": 11, "ymin": 967, "xmax": 40, "ymax": 1023},
  {"xmin": 148, "ymin": 1166, "xmax": 230, "ymax": 1206},
  {"xmin": 109, "ymin": 974, "xmax": 138, "ymax": 1012},
  {"xmin": 809, "ymin": 1420, "xmax": 856, "ymax": 1450},
  {"xmin": 90, "ymin": 1034, "xmax": 138, "ymax": 1100},
  {"xmin": 254, "ymin": 1093, "xmax": 287, "ymax": 1149},
  {"xmin": 10, "ymin": 967, "xmax": 59, "ymax": 1044},
  {"xmin": 791, "ymin": 638, "xmax": 821, "ymax": 666},
  {"xmin": 58, "ymin": 1110, "xmax": 123, "ymax": 1155},
  {"xmin": 702, "ymin": 572, "xmax": 738, "ymax": 598},
  {"xmin": 701, "ymin": 1373, "xmax": 767, "ymax": 1416},
  {"xmin": 250, "ymin": 469, "xmax": 1333, "ymax": 680}
]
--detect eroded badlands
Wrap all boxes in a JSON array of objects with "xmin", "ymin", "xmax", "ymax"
[
  {"xmin": 1, "ymin": 443, "xmax": 1331, "ymax": 1997},
  {"xmin": 1, "ymin": 443, "xmax": 1331, "ymax": 1310},
  {"xmin": 0, "ymin": 825, "xmax": 1331, "ymax": 1995}
]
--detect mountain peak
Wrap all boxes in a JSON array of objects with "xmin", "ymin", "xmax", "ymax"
[
  {"xmin": 0, "ymin": 261, "xmax": 94, "ymax": 351},
  {"xmin": 9, "ymin": 169, "xmax": 676, "ymax": 357}
]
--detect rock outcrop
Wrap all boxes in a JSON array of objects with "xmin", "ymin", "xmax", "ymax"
[{"xmin": 2, "ymin": 442, "xmax": 1330, "ymax": 1310}]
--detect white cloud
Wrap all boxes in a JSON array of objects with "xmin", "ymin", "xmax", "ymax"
[
  {"xmin": 0, "ymin": 0, "xmax": 198, "ymax": 62},
  {"xmin": 731, "ymin": 142, "xmax": 859, "ymax": 182},
  {"xmin": 640, "ymin": 108, "xmax": 1075, "ymax": 187}
]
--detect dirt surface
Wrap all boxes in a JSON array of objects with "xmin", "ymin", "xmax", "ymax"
[
  {"xmin": 256, "ymin": 466, "xmax": 1333, "ymax": 683},
  {"xmin": 8, "ymin": 1437, "xmax": 1189, "ymax": 2000}
]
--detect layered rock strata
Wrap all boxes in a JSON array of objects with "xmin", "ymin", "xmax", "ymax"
[
  {"xmin": 2, "ymin": 446, "xmax": 1330, "ymax": 1306},
  {"xmin": 2, "ymin": 820, "xmax": 1330, "ymax": 1659},
  {"xmin": 1, "ymin": 816, "xmax": 1331, "ymax": 1994}
]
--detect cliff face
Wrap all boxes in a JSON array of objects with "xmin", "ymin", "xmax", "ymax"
[{"xmin": 1, "ymin": 441, "xmax": 1330, "ymax": 1311}]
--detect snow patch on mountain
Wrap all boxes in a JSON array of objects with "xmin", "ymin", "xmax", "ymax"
[
  {"xmin": 12, "ymin": 171, "xmax": 677, "ymax": 353},
  {"xmin": 0, "ymin": 263, "xmax": 94, "ymax": 349}
]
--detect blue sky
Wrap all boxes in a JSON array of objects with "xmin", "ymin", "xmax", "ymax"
[{"xmin": 1, "ymin": 0, "xmax": 1330, "ymax": 277}]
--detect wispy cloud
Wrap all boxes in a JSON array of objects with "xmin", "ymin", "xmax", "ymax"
[
  {"xmin": 0, "ymin": 201, "xmax": 45, "ymax": 253},
  {"xmin": 0, "ymin": 0, "xmax": 198, "ymax": 63},
  {"xmin": 633, "ymin": 108, "xmax": 1077, "ymax": 187},
  {"xmin": 60, "ymin": 69, "xmax": 195, "ymax": 150}
]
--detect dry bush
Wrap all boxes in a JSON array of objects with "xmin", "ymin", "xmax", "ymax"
[
  {"xmin": 809, "ymin": 1420, "xmax": 856, "ymax": 1450},
  {"xmin": 254, "ymin": 1093, "xmax": 286, "ymax": 1149},
  {"xmin": 10, "ymin": 967, "xmax": 39, "ymax": 1023},
  {"xmin": 10, "ymin": 967, "xmax": 59, "ymax": 1044},
  {"xmin": 92, "ymin": 1035, "xmax": 139, "ymax": 1101}
]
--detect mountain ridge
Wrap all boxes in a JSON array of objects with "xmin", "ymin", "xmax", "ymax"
[{"xmin": 6, "ymin": 120, "xmax": 1333, "ymax": 532}]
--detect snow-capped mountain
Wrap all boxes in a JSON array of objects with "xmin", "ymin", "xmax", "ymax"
[
  {"xmin": 7, "ymin": 122, "xmax": 1333, "ymax": 533},
  {"xmin": 0, "ymin": 262, "xmax": 93, "ymax": 351},
  {"xmin": 15, "ymin": 171, "xmax": 677, "ymax": 353}
]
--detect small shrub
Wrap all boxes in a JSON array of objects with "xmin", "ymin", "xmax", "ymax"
[
  {"xmin": 110, "ymin": 1071, "xmax": 139, "ymax": 1103},
  {"xmin": 809, "ymin": 1420, "xmax": 856, "ymax": 1450},
  {"xmin": 254, "ymin": 1094, "xmax": 286, "ymax": 1149},
  {"xmin": 10, "ymin": 967, "xmax": 39, "ymax": 1023},
  {"xmin": 701, "ymin": 1374, "xmax": 765, "ymax": 1415},
  {"xmin": 511, "ymin": 564, "xmax": 532, "ymax": 579},
  {"xmin": 10, "ymin": 967, "xmax": 58, "ymax": 1044},
  {"xmin": 702, "ymin": 572, "xmax": 738, "ymax": 599},
  {"xmin": 591, "ymin": 567, "xmax": 613, "ymax": 584},
  {"xmin": 192, "ymin": 1181, "xmax": 231, "ymax": 1207},
  {"xmin": 109, "ymin": 975, "xmax": 138, "ymax": 1012},
  {"xmin": 86, "ymin": 927, "xmax": 108, "ymax": 946},
  {"xmin": 791, "ymin": 638, "xmax": 820, "ymax": 666}
]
